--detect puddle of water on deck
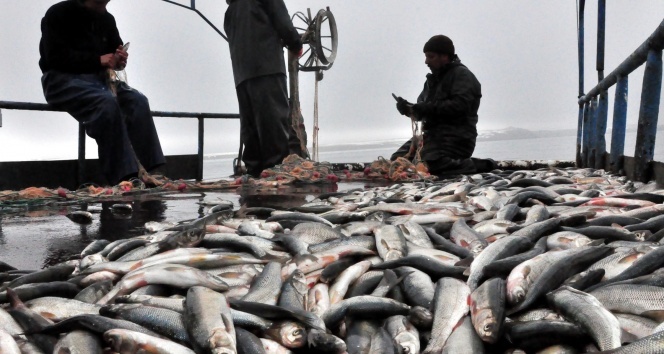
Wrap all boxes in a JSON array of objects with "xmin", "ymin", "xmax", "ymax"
[{"xmin": 0, "ymin": 181, "xmax": 384, "ymax": 270}]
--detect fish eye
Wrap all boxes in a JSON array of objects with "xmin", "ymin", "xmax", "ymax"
[
  {"xmin": 292, "ymin": 329, "xmax": 302, "ymax": 336},
  {"xmin": 484, "ymin": 324, "xmax": 492, "ymax": 332}
]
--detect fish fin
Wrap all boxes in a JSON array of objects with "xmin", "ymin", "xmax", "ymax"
[
  {"xmin": 522, "ymin": 265, "xmax": 531, "ymax": 277},
  {"xmin": 389, "ymin": 272, "xmax": 408, "ymax": 288},
  {"xmin": 263, "ymin": 254, "xmax": 290, "ymax": 264},
  {"xmin": 642, "ymin": 310, "xmax": 664, "ymax": 322},
  {"xmin": 621, "ymin": 329, "xmax": 639, "ymax": 344},
  {"xmin": 452, "ymin": 316, "xmax": 466, "ymax": 331},
  {"xmin": 588, "ymin": 239, "xmax": 606, "ymax": 246},
  {"xmin": 618, "ymin": 253, "xmax": 640, "ymax": 264},
  {"xmin": 294, "ymin": 254, "xmax": 319, "ymax": 266},
  {"xmin": 5, "ymin": 288, "xmax": 23, "ymax": 309},
  {"xmin": 559, "ymin": 237, "xmax": 574, "ymax": 244},
  {"xmin": 455, "ymin": 256, "xmax": 474, "ymax": 267},
  {"xmin": 463, "ymin": 268, "xmax": 471, "ymax": 277},
  {"xmin": 234, "ymin": 204, "xmax": 248, "ymax": 218},
  {"xmin": 611, "ymin": 223, "xmax": 626, "ymax": 229}
]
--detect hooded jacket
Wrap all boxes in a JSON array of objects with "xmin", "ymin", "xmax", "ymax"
[
  {"xmin": 39, "ymin": 0, "xmax": 122, "ymax": 74},
  {"xmin": 224, "ymin": 0, "xmax": 302, "ymax": 87}
]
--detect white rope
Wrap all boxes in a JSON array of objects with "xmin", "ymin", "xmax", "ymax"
[
  {"xmin": 405, "ymin": 113, "xmax": 423, "ymax": 163},
  {"xmin": 313, "ymin": 72, "xmax": 320, "ymax": 162}
]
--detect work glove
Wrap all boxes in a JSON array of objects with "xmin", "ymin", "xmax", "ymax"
[{"xmin": 395, "ymin": 96, "xmax": 413, "ymax": 116}]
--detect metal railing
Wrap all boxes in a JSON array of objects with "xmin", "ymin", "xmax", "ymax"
[
  {"xmin": 576, "ymin": 0, "xmax": 664, "ymax": 182},
  {"xmin": 0, "ymin": 101, "xmax": 240, "ymax": 184}
]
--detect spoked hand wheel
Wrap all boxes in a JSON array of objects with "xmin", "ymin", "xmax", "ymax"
[{"xmin": 292, "ymin": 7, "xmax": 338, "ymax": 73}]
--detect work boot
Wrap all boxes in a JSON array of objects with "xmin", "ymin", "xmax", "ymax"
[
  {"xmin": 471, "ymin": 157, "xmax": 498, "ymax": 173},
  {"xmin": 434, "ymin": 158, "xmax": 477, "ymax": 179}
]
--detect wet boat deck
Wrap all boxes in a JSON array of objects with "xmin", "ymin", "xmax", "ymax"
[{"xmin": 0, "ymin": 181, "xmax": 381, "ymax": 270}]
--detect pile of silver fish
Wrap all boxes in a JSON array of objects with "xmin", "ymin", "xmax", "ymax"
[{"xmin": 5, "ymin": 167, "xmax": 664, "ymax": 353}]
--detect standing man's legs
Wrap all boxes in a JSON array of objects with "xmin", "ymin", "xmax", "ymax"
[
  {"xmin": 42, "ymin": 71, "xmax": 138, "ymax": 185},
  {"xmin": 236, "ymin": 82, "xmax": 262, "ymax": 177},
  {"xmin": 235, "ymin": 74, "xmax": 290, "ymax": 177}
]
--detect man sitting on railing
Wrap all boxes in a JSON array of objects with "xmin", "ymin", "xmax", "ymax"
[{"xmin": 38, "ymin": 0, "xmax": 165, "ymax": 186}]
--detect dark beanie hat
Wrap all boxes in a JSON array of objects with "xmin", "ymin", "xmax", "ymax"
[{"xmin": 423, "ymin": 35, "xmax": 455, "ymax": 55}]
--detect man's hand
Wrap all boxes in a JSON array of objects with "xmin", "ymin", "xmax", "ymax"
[
  {"xmin": 100, "ymin": 53, "xmax": 119, "ymax": 69},
  {"xmin": 412, "ymin": 102, "xmax": 430, "ymax": 120},
  {"xmin": 289, "ymin": 46, "xmax": 303, "ymax": 58},
  {"xmin": 395, "ymin": 96, "xmax": 413, "ymax": 117},
  {"xmin": 101, "ymin": 45, "xmax": 128, "ymax": 70},
  {"xmin": 114, "ymin": 45, "xmax": 128, "ymax": 70}
]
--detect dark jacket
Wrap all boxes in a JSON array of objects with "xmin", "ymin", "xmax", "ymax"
[
  {"xmin": 224, "ymin": 0, "xmax": 302, "ymax": 87},
  {"xmin": 39, "ymin": 0, "xmax": 122, "ymax": 74},
  {"xmin": 417, "ymin": 56, "xmax": 482, "ymax": 157}
]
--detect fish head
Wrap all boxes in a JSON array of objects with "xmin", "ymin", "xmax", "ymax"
[
  {"xmin": 66, "ymin": 211, "xmax": 93, "ymax": 224},
  {"xmin": 475, "ymin": 309, "xmax": 500, "ymax": 343},
  {"xmin": 395, "ymin": 333, "xmax": 420, "ymax": 354},
  {"xmin": 384, "ymin": 250, "xmax": 404, "ymax": 261},
  {"xmin": 205, "ymin": 274, "xmax": 230, "ymax": 292},
  {"xmin": 408, "ymin": 306, "xmax": 433, "ymax": 329},
  {"xmin": 633, "ymin": 231, "xmax": 648, "ymax": 241},
  {"xmin": 288, "ymin": 270, "xmax": 309, "ymax": 297},
  {"xmin": 274, "ymin": 321, "xmax": 306, "ymax": 348},
  {"xmin": 211, "ymin": 349, "xmax": 236, "ymax": 354},
  {"xmin": 209, "ymin": 328, "xmax": 236, "ymax": 354},
  {"xmin": 79, "ymin": 254, "xmax": 107, "ymax": 270},
  {"xmin": 507, "ymin": 286, "xmax": 526, "ymax": 306},
  {"xmin": 307, "ymin": 329, "xmax": 347, "ymax": 353},
  {"xmin": 103, "ymin": 330, "xmax": 139, "ymax": 352},
  {"xmin": 180, "ymin": 227, "xmax": 206, "ymax": 247},
  {"xmin": 470, "ymin": 242, "xmax": 485, "ymax": 255}
]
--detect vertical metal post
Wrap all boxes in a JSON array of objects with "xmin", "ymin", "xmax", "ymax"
[
  {"xmin": 576, "ymin": 104, "xmax": 584, "ymax": 167},
  {"xmin": 595, "ymin": 91, "xmax": 609, "ymax": 169},
  {"xmin": 610, "ymin": 75, "xmax": 628, "ymax": 173},
  {"xmin": 191, "ymin": 0, "xmax": 195, "ymax": 9},
  {"xmin": 0, "ymin": 109, "xmax": 3, "ymax": 127},
  {"xmin": 634, "ymin": 49, "xmax": 663, "ymax": 182},
  {"xmin": 77, "ymin": 122, "xmax": 86, "ymax": 186},
  {"xmin": 578, "ymin": 0, "xmax": 585, "ymax": 97},
  {"xmin": 587, "ymin": 99, "xmax": 598, "ymax": 168},
  {"xmin": 576, "ymin": 0, "xmax": 585, "ymax": 167},
  {"xmin": 582, "ymin": 103, "xmax": 591, "ymax": 167},
  {"xmin": 596, "ymin": 0, "xmax": 606, "ymax": 81},
  {"xmin": 197, "ymin": 115, "xmax": 204, "ymax": 181}
]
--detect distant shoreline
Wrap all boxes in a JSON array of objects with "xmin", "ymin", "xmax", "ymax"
[{"xmin": 202, "ymin": 125, "xmax": 664, "ymax": 159}]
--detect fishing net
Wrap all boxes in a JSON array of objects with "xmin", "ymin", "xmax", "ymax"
[
  {"xmin": 255, "ymin": 154, "xmax": 433, "ymax": 183},
  {"xmin": 0, "ymin": 154, "xmax": 437, "ymax": 209}
]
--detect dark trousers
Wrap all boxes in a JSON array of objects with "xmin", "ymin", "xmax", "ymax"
[
  {"xmin": 391, "ymin": 133, "xmax": 476, "ymax": 176},
  {"xmin": 41, "ymin": 71, "xmax": 165, "ymax": 185},
  {"xmin": 236, "ymin": 74, "xmax": 290, "ymax": 177}
]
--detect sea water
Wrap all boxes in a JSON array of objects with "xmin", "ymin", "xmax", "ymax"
[{"xmin": 203, "ymin": 131, "xmax": 664, "ymax": 180}]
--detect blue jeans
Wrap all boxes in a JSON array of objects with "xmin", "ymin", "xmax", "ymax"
[{"xmin": 41, "ymin": 71, "xmax": 165, "ymax": 185}]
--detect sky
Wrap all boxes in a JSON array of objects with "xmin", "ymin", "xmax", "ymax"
[{"xmin": 0, "ymin": 0, "xmax": 663, "ymax": 161}]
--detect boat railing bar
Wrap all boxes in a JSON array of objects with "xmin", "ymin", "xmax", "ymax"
[
  {"xmin": 0, "ymin": 100, "xmax": 240, "ymax": 185},
  {"xmin": 578, "ymin": 19, "xmax": 664, "ymax": 104},
  {"xmin": 576, "ymin": 11, "xmax": 664, "ymax": 181}
]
